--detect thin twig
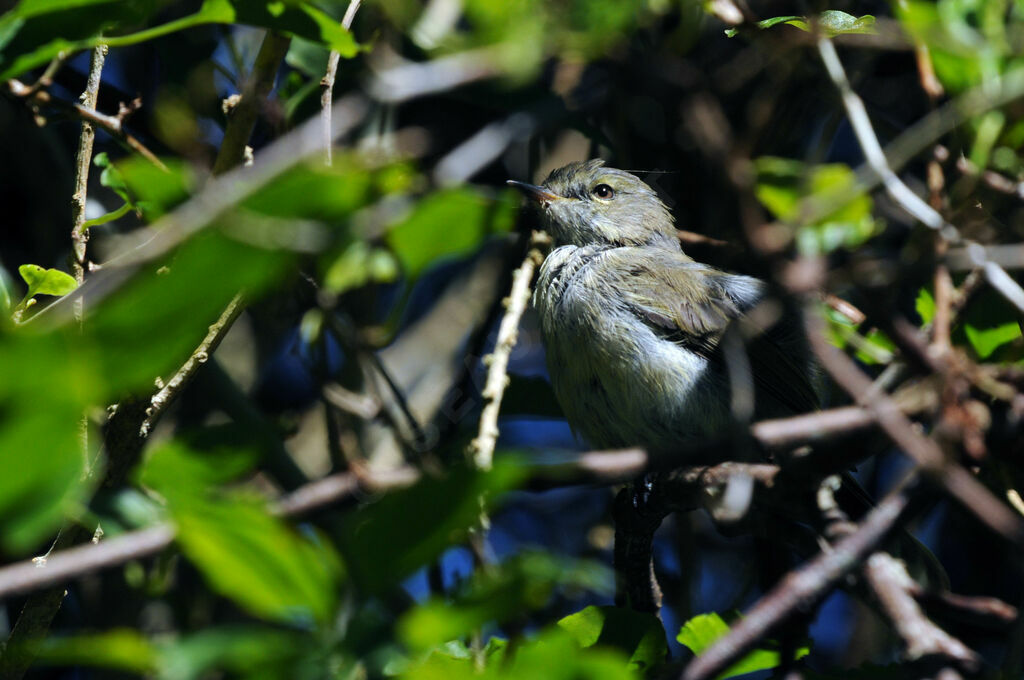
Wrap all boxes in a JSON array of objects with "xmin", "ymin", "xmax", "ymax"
[
  {"xmin": 804, "ymin": 313, "xmax": 1024, "ymax": 543},
  {"xmin": 681, "ymin": 475, "xmax": 918, "ymax": 680},
  {"xmin": 863, "ymin": 552, "xmax": 980, "ymax": 670},
  {"xmin": 212, "ymin": 31, "xmax": 291, "ymax": 176},
  {"xmin": 469, "ymin": 232, "xmax": 548, "ymax": 470},
  {"xmin": 816, "ymin": 36, "xmax": 960, "ymax": 243},
  {"xmin": 320, "ymin": 0, "xmax": 362, "ymax": 165},
  {"xmin": 70, "ymin": 45, "xmax": 107, "ymax": 299},
  {"xmin": 6, "ymin": 78, "xmax": 166, "ymax": 171}
]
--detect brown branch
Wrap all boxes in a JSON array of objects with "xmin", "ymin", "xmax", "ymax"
[
  {"xmin": 212, "ymin": 31, "xmax": 291, "ymax": 176},
  {"xmin": 864, "ymin": 552, "xmax": 979, "ymax": 670},
  {"xmin": 469, "ymin": 232, "xmax": 549, "ymax": 470},
  {"xmin": 6, "ymin": 78, "xmax": 166, "ymax": 171},
  {"xmin": 805, "ymin": 314, "xmax": 1024, "ymax": 543},
  {"xmin": 320, "ymin": 0, "xmax": 362, "ymax": 165},
  {"xmin": 681, "ymin": 475, "xmax": 918, "ymax": 680},
  {"xmin": 70, "ymin": 45, "xmax": 107, "ymax": 296}
]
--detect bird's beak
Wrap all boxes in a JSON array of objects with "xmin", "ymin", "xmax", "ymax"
[{"xmin": 506, "ymin": 180, "xmax": 560, "ymax": 207}]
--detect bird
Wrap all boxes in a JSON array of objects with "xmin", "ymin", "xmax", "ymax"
[{"xmin": 508, "ymin": 159, "xmax": 819, "ymax": 459}]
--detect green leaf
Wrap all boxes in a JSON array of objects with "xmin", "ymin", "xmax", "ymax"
[
  {"xmin": 559, "ymin": 606, "xmax": 668, "ymax": 677},
  {"xmin": 83, "ymin": 232, "xmax": 291, "ymax": 393},
  {"xmin": 18, "ymin": 264, "xmax": 77, "ymax": 297},
  {"xmin": 961, "ymin": 289, "xmax": 1023, "ymax": 359},
  {"xmin": 726, "ymin": 11, "xmax": 875, "ymax": 37},
  {"xmin": 322, "ymin": 240, "xmax": 400, "ymax": 295},
  {"xmin": 386, "ymin": 188, "xmax": 515, "ymax": 280},
  {"xmin": 0, "ymin": 0, "xmax": 361, "ymax": 82},
  {"xmin": 338, "ymin": 461, "xmax": 526, "ymax": 594},
  {"xmin": 140, "ymin": 441, "xmax": 343, "ymax": 625},
  {"xmin": 95, "ymin": 151, "xmax": 132, "ymax": 203},
  {"xmin": 400, "ymin": 553, "xmax": 613, "ymax": 651},
  {"xmin": 818, "ymin": 10, "xmax": 876, "ymax": 36},
  {"xmin": 0, "ymin": 328, "xmax": 99, "ymax": 552},
  {"xmin": 31, "ymin": 629, "xmax": 157, "ymax": 673},
  {"xmin": 916, "ymin": 287, "xmax": 936, "ymax": 325},
  {"xmin": 400, "ymin": 628, "xmax": 635, "ymax": 679},
  {"xmin": 158, "ymin": 626, "xmax": 316, "ymax": 680},
  {"xmin": 677, "ymin": 612, "xmax": 809, "ymax": 680},
  {"xmin": 754, "ymin": 157, "xmax": 879, "ymax": 255}
]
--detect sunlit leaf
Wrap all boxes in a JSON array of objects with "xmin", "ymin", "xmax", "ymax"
[
  {"xmin": 559, "ymin": 606, "xmax": 668, "ymax": 677},
  {"xmin": 31, "ymin": 629, "xmax": 157, "ymax": 673},
  {"xmin": 18, "ymin": 264, "xmax": 77, "ymax": 297},
  {"xmin": 386, "ymin": 188, "xmax": 514, "ymax": 280},
  {"xmin": 400, "ymin": 553, "xmax": 612, "ymax": 650},
  {"xmin": 754, "ymin": 157, "xmax": 879, "ymax": 255},
  {"xmin": 725, "ymin": 11, "xmax": 875, "ymax": 37},
  {"xmin": 678, "ymin": 612, "xmax": 809, "ymax": 680}
]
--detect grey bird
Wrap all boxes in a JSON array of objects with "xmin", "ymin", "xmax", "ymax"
[{"xmin": 509, "ymin": 159, "xmax": 819, "ymax": 458}]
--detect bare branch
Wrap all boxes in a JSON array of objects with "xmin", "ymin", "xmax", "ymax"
[
  {"xmin": 6, "ymin": 78, "xmax": 166, "ymax": 171},
  {"xmin": 816, "ymin": 36, "xmax": 960, "ymax": 243},
  {"xmin": 212, "ymin": 31, "xmax": 291, "ymax": 176},
  {"xmin": 469, "ymin": 232, "xmax": 549, "ymax": 470},
  {"xmin": 864, "ymin": 552, "xmax": 980, "ymax": 669},
  {"xmin": 805, "ymin": 313, "xmax": 1024, "ymax": 542},
  {"xmin": 681, "ymin": 475, "xmax": 917, "ymax": 680},
  {"xmin": 320, "ymin": 0, "xmax": 362, "ymax": 165}
]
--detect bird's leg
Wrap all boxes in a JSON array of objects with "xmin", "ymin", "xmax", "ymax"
[{"xmin": 613, "ymin": 473, "xmax": 670, "ymax": 613}]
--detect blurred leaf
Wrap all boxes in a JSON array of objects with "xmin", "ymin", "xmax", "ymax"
[
  {"xmin": 558, "ymin": 606, "xmax": 667, "ymax": 677},
  {"xmin": 0, "ymin": 332, "xmax": 97, "ymax": 551},
  {"xmin": 244, "ymin": 158, "xmax": 414, "ymax": 221},
  {"xmin": 18, "ymin": 264, "xmax": 77, "ymax": 297},
  {"xmin": 84, "ymin": 233, "xmax": 291, "ymax": 393},
  {"xmin": 725, "ymin": 11, "xmax": 875, "ymax": 37},
  {"xmin": 175, "ymin": 493, "xmax": 342, "ymax": 625},
  {"xmin": 116, "ymin": 156, "xmax": 194, "ymax": 221},
  {"xmin": 323, "ymin": 240, "xmax": 400, "ymax": 295},
  {"xmin": 338, "ymin": 461, "xmax": 526, "ymax": 594},
  {"xmin": 754, "ymin": 157, "xmax": 879, "ymax": 255},
  {"xmin": 400, "ymin": 628, "xmax": 635, "ymax": 679},
  {"xmin": 970, "ymin": 110, "xmax": 1006, "ymax": 171},
  {"xmin": 400, "ymin": 552, "xmax": 613, "ymax": 650},
  {"xmin": 139, "ymin": 440, "xmax": 259, "ymax": 492},
  {"xmin": 140, "ymin": 442, "xmax": 343, "ymax": 625},
  {"xmin": 158, "ymin": 626, "xmax": 318, "ymax": 680},
  {"xmin": 31, "ymin": 628, "xmax": 157, "ymax": 673},
  {"xmin": 386, "ymin": 188, "xmax": 514, "ymax": 280},
  {"xmin": 916, "ymin": 287, "xmax": 936, "ymax": 325},
  {"xmin": 677, "ymin": 612, "xmax": 809, "ymax": 680},
  {"xmin": 0, "ymin": 0, "xmax": 360, "ymax": 81}
]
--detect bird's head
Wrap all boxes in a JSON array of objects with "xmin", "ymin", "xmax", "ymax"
[{"xmin": 508, "ymin": 160, "xmax": 677, "ymax": 249}]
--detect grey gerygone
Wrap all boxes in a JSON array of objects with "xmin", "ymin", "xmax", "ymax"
[{"xmin": 509, "ymin": 160, "xmax": 818, "ymax": 458}]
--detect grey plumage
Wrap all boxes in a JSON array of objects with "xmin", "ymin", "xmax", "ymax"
[{"xmin": 513, "ymin": 160, "xmax": 818, "ymax": 456}]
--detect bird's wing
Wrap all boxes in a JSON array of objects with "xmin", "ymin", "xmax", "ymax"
[{"xmin": 603, "ymin": 248, "xmax": 819, "ymax": 416}]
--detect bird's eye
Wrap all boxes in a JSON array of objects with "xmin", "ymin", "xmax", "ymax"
[{"xmin": 592, "ymin": 184, "xmax": 614, "ymax": 200}]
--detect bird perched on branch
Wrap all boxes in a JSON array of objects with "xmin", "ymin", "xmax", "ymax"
[{"xmin": 509, "ymin": 160, "xmax": 819, "ymax": 458}]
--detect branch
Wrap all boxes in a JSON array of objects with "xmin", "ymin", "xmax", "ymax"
[
  {"xmin": 681, "ymin": 476, "xmax": 917, "ymax": 680},
  {"xmin": 469, "ymin": 232, "xmax": 549, "ymax": 470},
  {"xmin": 70, "ymin": 45, "xmax": 107, "ymax": 295},
  {"xmin": 863, "ymin": 552, "xmax": 980, "ymax": 670},
  {"xmin": 212, "ymin": 31, "xmax": 291, "ymax": 175},
  {"xmin": 6, "ymin": 78, "xmax": 166, "ymax": 171},
  {"xmin": 816, "ymin": 36, "xmax": 960, "ymax": 243},
  {"xmin": 805, "ymin": 313, "xmax": 1024, "ymax": 543},
  {"xmin": 320, "ymin": 0, "xmax": 362, "ymax": 165}
]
